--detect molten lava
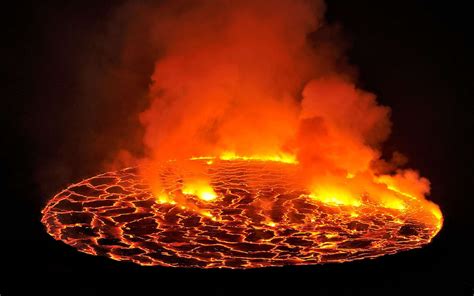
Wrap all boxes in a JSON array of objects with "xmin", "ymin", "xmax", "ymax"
[
  {"xmin": 41, "ymin": 0, "xmax": 443, "ymax": 269},
  {"xmin": 42, "ymin": 158, "xmax": 442, "ymax": 269}
]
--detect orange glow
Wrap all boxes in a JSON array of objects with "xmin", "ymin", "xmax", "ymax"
[
  {"xmin": 374, "ymin": 170, "xmax": 429, "ymax": 200},
  {"xmin": 182, "ymin": 179, "xmax": 217, "ymax": 201},
  {"xmin": 308, "ymin": 188, "xmax": 361, "ymax": 207}
]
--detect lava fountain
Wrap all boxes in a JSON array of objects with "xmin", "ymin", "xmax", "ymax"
[{"xmin": 41, "ymin": 0, "xmax": 442, "ymax": 268}]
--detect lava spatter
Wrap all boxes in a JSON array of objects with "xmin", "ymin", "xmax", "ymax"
[{"xmin": 41, "ymin": 159, "xmax": 441, "ymax": 269}]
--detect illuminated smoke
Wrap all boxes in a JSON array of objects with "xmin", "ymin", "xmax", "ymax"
[{"xmin": 109, "ymin": 0, "xmax": 440, "ymax": 222}]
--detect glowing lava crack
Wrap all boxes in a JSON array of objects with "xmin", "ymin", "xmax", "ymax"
[{"xmin": 42, "ymin": 160, "xmax": 441, "ymax": 268}]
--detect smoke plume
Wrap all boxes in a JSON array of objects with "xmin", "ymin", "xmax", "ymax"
[{"xmin": 98, "ymin": 0, "xmax": 440, "ymax": 219}]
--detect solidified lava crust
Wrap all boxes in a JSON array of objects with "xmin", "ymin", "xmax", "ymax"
[{"xmin": 41, "ymin": 160, "xmax": 440, "ymax": 268}]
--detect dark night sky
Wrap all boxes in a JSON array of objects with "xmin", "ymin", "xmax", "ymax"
[{"xmin": 2, "ymin": 1, "xmax": 473, "ymax": 295}]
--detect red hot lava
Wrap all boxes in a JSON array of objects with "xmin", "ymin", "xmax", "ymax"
[
  {"xmin": 42, "ymin": 0, "xmax": 442, "ymax": 268},
  {"xmin": 42, "ymin": 159, "xmax": 441, "ymax": 268}
]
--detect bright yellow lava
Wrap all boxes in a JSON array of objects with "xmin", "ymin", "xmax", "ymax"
[
  {"xmin": 156, "ymin": 193, "xmax": 174, "ymax": 204},
  {"xmin": 308, "ymin": 186, "xmax": 362, "ymax": 207},
  {"xmin": 381, "ymin": 198, "xmax": 406, "ymax": 210},
  {"xmin": 159, "ymin": 157, "xmax": 442, "ymax": 231},
  {"xmin": 220, "ymin": 151, "xmax": 298, "ymax": 164},
  {"xmin": 190, "ymin": 151, "xmax": 298, "ymax": 164},
  {"xmin": 264, "ymin": 221, "xmax": 277, "ymax": 227},
  {"xmin": 182, "ymin": 180, "xmax": 218, "ymax": 201}
]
